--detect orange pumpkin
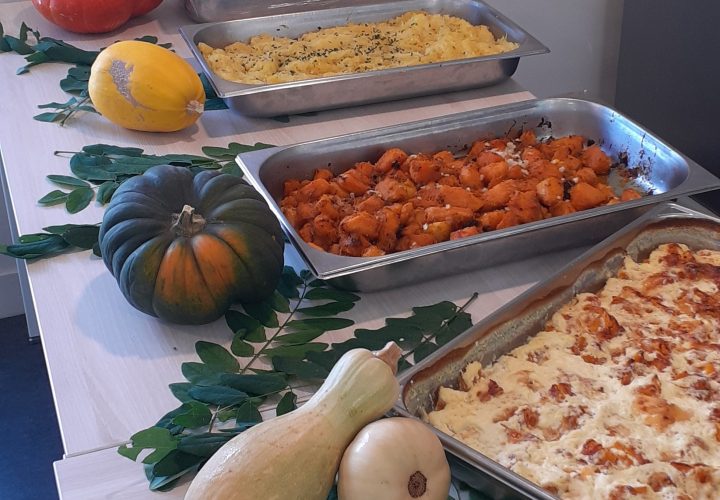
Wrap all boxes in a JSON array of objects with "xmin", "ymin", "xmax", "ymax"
[{"xmin": 31, "ymin": 0, "xmax": 163, "ymax": 34}]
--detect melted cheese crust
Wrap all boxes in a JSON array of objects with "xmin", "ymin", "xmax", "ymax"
[{"xmin": 428, "ymin": 243, "xmax": 720, "ymax": 499}]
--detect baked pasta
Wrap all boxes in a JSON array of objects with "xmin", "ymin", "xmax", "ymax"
[
  {"xmin": 428, "ymin": 243, "xmax": 720, "ymax": 499},
  {"xmin": 280, "ymin": 130, "xmax": 643, "ymax": 257},
  {"xmin": 198, "ymin": 11, "xmax": 518, "ymax": 84}
]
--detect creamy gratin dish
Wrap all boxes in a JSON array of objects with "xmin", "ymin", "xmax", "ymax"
[
  {"xmin": 428, "ymin": 243, "xmax": 720, "ymax": 499},
  {"xmin": 198, "ymin": 11, "xmax": 518, "ymax": 85}
]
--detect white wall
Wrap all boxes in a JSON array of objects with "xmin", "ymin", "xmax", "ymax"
[{"xmin": 485, "ymin": 0, "xmax": 624, "ymax": 104}]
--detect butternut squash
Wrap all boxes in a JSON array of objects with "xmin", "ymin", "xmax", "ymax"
[
  {"xmin": 88, "ymin": 40, "xmax": 205, "ymax": 132},
  {"xmin": 337, "ymin": 417, "xmax": 451, "ymax": 500},
  {"xmin": 184, "ymin": 342, "xmax": 403, "ymax": 500}
]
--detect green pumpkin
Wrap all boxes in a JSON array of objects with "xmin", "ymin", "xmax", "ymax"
[{"xmin": 99, "ymin": 165, "xmax": 285, "ymax": 325}]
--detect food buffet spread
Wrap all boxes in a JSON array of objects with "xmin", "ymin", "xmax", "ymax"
[{"xmin": 0, "ymin": 0, "xmax": 718, "ymax": 499}]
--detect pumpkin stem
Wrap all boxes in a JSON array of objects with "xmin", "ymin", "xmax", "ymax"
[
  {"xmin": 407, "ymin": 471, "xmax": 427, "ymax": 498},
  {"xmin": 373, "ymin": 341, "xmax": 402, "ymax": 375},
  {"xmin": 172, "ymin": 204, "xmax": 206, "ymax": 237}
]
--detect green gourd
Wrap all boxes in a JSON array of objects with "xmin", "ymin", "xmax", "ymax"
[{"xmin": 99, "ymin": 165, "xmax": 284, "ymax": 325}]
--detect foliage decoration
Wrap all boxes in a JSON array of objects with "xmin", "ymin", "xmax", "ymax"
[{"xmin": 118, "ymin": 265, "xmax": 478, "ymax": 492}]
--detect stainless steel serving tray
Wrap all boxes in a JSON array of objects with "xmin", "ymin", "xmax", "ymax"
[
  {"xmin": 185, "ymin": 0, "xmax": 396, "ymax": 23},
  {"xmin": 394, "ymin": 202, "xmax": 720, "ymax": 499},
  {"xmin": 236, "ymin": 97, "xmax": 720, "ymax": 291},
  {"xmin": 179, "ymin": 0, "xmax": 548, "ymax": 116}
]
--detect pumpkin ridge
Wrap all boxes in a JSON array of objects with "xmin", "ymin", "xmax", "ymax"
[
  {"xmin": 119, "ymin": 235, "xmax": 169, "ymax": 314},
  {"xmin": 204, "ymin": 225, "xmax": 281, "ymax": 302},
  {"xmin": 105, "ymin": 220, "xmax": 169, "ymax": 277},
  {"xmin": 152, "ymin": 239, "xmax": 219, "ymax": 324},
  {"xmin": 190, "ymin": 234, "xmax": 246, "ymax": 306},
  {"xmin": 111, "ymin": 188, "xmax": 183, "ymax": 214},
  {"xmin": 185, "ymin": 234, "xmax": 231, "ymax": 308}
]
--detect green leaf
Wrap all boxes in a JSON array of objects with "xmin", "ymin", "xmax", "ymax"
[
  {"xmin": 171, "ymin": 401, "xmax": 211, "ymax": 428},
  {"xmin": 37, "ymin": 97, "xmax": 77, "ymax": 109},
  {"xmin": 285, "ymin": 318, "xmax": 354, "ymax": 332},
  {"xmin": 67, "ymin": 65, "xmax": 91, "ymax": 80},
  {"xmin": 413, "ymin": 342, "xmax": 440, "ymax": 362},
  {"xmin": 97, "ymin": 181, "xmax": 119, "ymax": 204},
  {"xmin": 47, "ymin": 174, "xmax": 90, "ymax": 189},
  {"xmin": 60, "ymin": 225, "xmax": 99, "ymax": 249},
  {"xmin": 277, "ymin": 266, "xmax": 303, "ymax": 298},
  {"xmin": 272, "ymin": 356, "xmax": 329, "ymax": 379},
  {"xmin": 242, "ymin": 301, "xmax": 279, "ymax": 328},
  {"xmin": 219, "ymin": 161, "xmax": 242, "ymax": 176},
  {"xmin": 225, "ymin": 310, "xmax": 265, "ymax": 342},
  {"xmin": 297, "ymin": 301, "xmax": 355, "ymax": 317},
  {"xmin": 235, "ymin": 401, "xmax": 263, "ymax": 423},
  {"xmin": 65, "ymin": 186, "xmax": 94, "ymax": 213},
  {"xmin": 230, "ymin": 337, "xmax": 254, "ymax": 357},
  {"xmin": 276, "ymin": 391, "xmax": 297, "ymax": 415},
  {"xmin": 268, "ymin": 290, "xmax": 290, "ymax": 313},
  {"xmin": 59, "ymin": 76, "xmax": 88, "ymax": 94},
  {"xmin": 0, "ymin": 233, "xmax": 69, "ymax": 260},
  {"xmin": 154, "ymin": 405, "xmax": 187, "ymax": 432},
  {"xmin": 275, "ymin": 329, "xmax": 324, "ymax": 344},
  {"xmin": 195, "ymin": 341, "xmax": 239, "ymax": 372},
  {"xmin": 219, "ymin": 373, "xmax": 287, "ymax": 395},
  {"xmin": 4, "ymin": 35, "xmax": 34, "ymax": 55},
  {"xmin": 178, "ymin": 433, "xmax": 234, "ymax": 458},
  {"xmin": 436, "ymin": 312, "xmax": 473, "ymax": 346},
  {"xmin": 82, "ymin": 144, "xmax": 145, "ymax": 156},
  {"xmin": 33, "ymin": 111, "xmax": 65, "ymax": 123},
  {"xmin": 354, "ymin": 324, "xmax": 424, "ymax": 349},
  {"xmin": 406, "ymin": 301, "xmax": 458, "ymax": 330},
  {"xmin": 117, "ymin": 427, "xmax": 178, "ymax": 464},
  {"xmin": 169, "ymin": 383, "xmax": 193, "ymax": 403},
  {"xmin": 305, "ymin": 350, "xmax": 342, "ymax": 372},
  {"xmin": 38, "ymin": 190, "xmax": 68, "ymax": 206},
  {"xmin": 304, "ymin": 288, "xmax": 361, "ymax": 302},
  {"xmin": 150, "ymin": 450, "xmax": 202, "ymax": 477},
  {"xmin": 262, "ymin": 342, "xmax": 328, "ymax": 359},
  {"xmin": 188, "ymin": 385, "xmax": 248, "ymax": 406},
  {"xmin": 70, "ymin": 155, "xmax": 117, "ymax": 182},
  {"xmin": 180, "ymin": 362, "xmax": 224, "ymax": 386}
]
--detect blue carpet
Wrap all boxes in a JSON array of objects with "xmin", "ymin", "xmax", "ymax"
[{"xmin": 0, "ymin": 315, "xmax": 62, "ymax": 500}]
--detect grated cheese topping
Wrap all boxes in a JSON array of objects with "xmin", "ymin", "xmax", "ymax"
[{"xmin": 428, "ymin": 243, "xmax": 720, "ymax": 499}]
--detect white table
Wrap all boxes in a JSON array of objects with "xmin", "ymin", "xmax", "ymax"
[{"xmin": 0, "ymin": 1, "xmax": 590, "ymax": 498}]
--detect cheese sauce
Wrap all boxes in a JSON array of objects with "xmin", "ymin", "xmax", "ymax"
[{"xmin": 428, "ymin": 243, "xmax": 720, "ymax": 499}]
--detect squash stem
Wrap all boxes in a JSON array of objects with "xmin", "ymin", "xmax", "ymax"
[
  {"xmin": 373, "ymin": 342, "xmax": 403, "ymax": 374},
  {"xmin": 172, "ymin": 204, "xmax": 206, "ymax": 237}
]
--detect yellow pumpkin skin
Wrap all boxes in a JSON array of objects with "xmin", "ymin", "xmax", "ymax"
[{"xmin": 88, "ymin": 40, "xmax": 205, "ymax": 132}]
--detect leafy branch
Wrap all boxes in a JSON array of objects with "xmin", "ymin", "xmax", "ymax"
[
  {"xmin": 0, "ymin": 224, "xmax": 100, "ymax": 260},
  {"xmin": 118, "ymin": 266, "xmax": 477, "ymax": 492},
  {"xmin": 39, "ymin": 141, "xmax": 274, "ymax": 215}
]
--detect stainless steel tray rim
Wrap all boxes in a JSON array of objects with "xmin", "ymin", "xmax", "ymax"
[
  {"xmin": 179, "ymin": 0, "xmax": 549, "ymax": 115},
  {"xmin": 236, "ymin": 98, "xmax": 720, "ymax": 283},
  {"xmin": 394, "ymin": 202, "xmax": 720, "ymax": 499},
  {"xmin": 180, "ymin": 26, "xmax": 546, "ymax": 98}
]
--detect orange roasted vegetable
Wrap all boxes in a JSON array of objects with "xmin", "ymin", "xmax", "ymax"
[{"xmin": 280, "ymin": 132, "xmax": 646, "ymax": 256}]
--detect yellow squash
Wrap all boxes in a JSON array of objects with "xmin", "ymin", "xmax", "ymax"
[
  {"xmin": 184, "ymin": 342, "xmax": 403, "ymax": 500},
  {"xmin": 88, "ymin": 40, "xmax": 205, "ymax": 132}
]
